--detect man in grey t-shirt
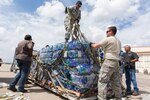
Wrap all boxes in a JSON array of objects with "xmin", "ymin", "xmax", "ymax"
[{"xmin": 90, "ymin": 26, "xmax": 122, "ymax": 100}]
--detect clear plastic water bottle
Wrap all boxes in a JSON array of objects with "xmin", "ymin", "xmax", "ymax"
[
  {"xmin": 80, "ymin": 58, "xmax": 90, "ymax": 64},
  {"xmin": 52, "ymin": 51, "xmax": 57, "ymax": 58},
  {"xmin": 76, "ymin": 64, "xmax": 94, "ymax": 75},
  {"xmin": 53, "ymin": 44, "xmax": 57, "ymax": 51},
  {"xmin": 67, "ymin": 41, "xmax": 73, "ymax": 50},
  {"xmin": 40, "ymin": 48, "xmax": 45, "ymax": 53},
  {"xmin": 49, "ymin": 52, "xmax": 53, "ymax": 58},
  {"xmin": 81, "ymin": 51, "xmax": 87, "ymax": 58},
  {"xmin": 67, "ymin": 50, "xmax": 78, "ymax": 58},
  {"xmin": 73, "ymin": 40, "xmax": 82, "ymax": 50},
  {"xmin": 72, "ymin": 58, "xmax": 78, "ymax": 66},
  {"xmin": 81, "ymin": 42, "xmax": 90, "ymax": 49},
  {"xmin": 71, "ymin": 74, "xmax": 97, "ymax": 88},
  {"xmin": 57, "ymin": 43, "xmax": 65, "ymax": 50}
]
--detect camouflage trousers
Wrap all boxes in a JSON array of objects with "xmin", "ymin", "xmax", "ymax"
[
  {"xmin": 120, "ymin": 68, "xmax": 126, "ymax": 95},
  {"xmin": 64, "ymin": 17, "xmax": 77, "ymax": 41},
  {"xmin": 98, "ymin": 59, "xmax": 122, "ymax": 100}
]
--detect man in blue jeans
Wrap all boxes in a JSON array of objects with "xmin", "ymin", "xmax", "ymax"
[
  {"xmin": 123, "ymin": 45, "xmax": 139, "ymax": 96},
  {"xmin": 8, "ymin": 34, "xmax": 34, "ymax": 93}
]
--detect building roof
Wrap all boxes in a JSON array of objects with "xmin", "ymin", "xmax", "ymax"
[{"xmin": 131, "ymin": 46, "xmax": 150, "ymax": 54}]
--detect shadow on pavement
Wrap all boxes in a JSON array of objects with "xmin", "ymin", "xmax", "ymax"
[
  {"xmin": 140, "ymin": 90, "xmax": 150, "ymax": 94},
  {"xmin": 0, "ymin": 78, "xmax": 13, "ymax": 84},
  {"xmin": 29, "ymin": 88, "xmax": 49, "ymax": 93},
  {"xmin": 29, "ymin": 88, "xmax": 67, "ymax": 100}
]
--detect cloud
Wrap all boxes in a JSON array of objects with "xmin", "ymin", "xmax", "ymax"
[
  {"xmin": 80, "ymin": 0, "xmax": 141, "ymax": 42},
  {"xmin": 36, "ymin": 1, "xmax": 65, "ymax": 22},
  {"xmin": 0, "ymin": 0, "xmax": 13, "ymax": 6},
  {"xmin": 0, "ymin": 27, "xmax": 7, "ymax": 41},
  {"xmin": 118, "ymin": 11, "xmax": 150, "ymax": 46},
  {"xmin": 84, "ymin": 0, "xmax": 140, "ymax": 21}
]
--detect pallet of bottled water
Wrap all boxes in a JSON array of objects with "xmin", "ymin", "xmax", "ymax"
[{"xmin": 29, "ymin": 40, "xmax": 103, "ymax": 100}]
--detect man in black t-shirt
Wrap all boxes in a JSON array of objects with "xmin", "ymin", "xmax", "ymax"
[{"xmin": 123, "ymin": 45, "xmax": 139, "ymax": 96}]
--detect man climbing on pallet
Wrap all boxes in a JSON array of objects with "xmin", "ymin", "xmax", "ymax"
[{"xmin": 64, "ymin": 1, "xmax": 82, "ymax": 42}]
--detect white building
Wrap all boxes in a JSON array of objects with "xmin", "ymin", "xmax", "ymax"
[{"xmin": 131, "ymin": 46, "xmax": 150, "ymax": 74}]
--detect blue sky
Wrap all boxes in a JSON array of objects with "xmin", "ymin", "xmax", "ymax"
[
  {"xmin": 0, "ymin": 0, "xmax": 150, "ymax": 62},
  {"xmin": 13, "ymin": 0, "xmax": 49, "ymax": 13},
  {"xmin": 12, "ymin": 0, "xmax": 75, "ymax": 13}
]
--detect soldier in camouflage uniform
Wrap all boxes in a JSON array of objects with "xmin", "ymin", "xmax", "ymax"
[
  {"xmin": 64, "ymin": 1, "xmax": 82, "ymax": 42},
  {"xmin": 90, "ymin": 26, "xmax": 122, "ymax": 100}
]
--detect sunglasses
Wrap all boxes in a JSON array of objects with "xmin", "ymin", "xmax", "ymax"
[
  {"xmin": 77, "ymin": 4, "xmax": 81, "ymax": 7},
  {"xmin": 106, "ymin": 30, "xmax": 111, "ymax": 33}
]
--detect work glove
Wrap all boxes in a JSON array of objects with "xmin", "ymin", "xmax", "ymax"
[
  {"xmin": 89, "ymin": 42, "xmax": 93, "ymax": 48},
  {"xmin": 75, "ymin": 19, "xmax": 79, "ymax": 23},
  {"xmin": 65, "ymin": 32, "xmax": 70, "ymax": 42},
  {"xmin": 65, "ymin": 7, "xmax": 68, "ymax": 14}
]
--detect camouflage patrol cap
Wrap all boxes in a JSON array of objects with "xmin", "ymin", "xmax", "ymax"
[{"xmin": 76, "ymin": 1, "xmax": 82, "ymax": 5}]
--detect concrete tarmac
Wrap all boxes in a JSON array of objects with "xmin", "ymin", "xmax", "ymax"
[
  {"xmin": 0, "ymin": 64, "xmax": 65, "ymax": 100},
  {"xmin": 0, "ymin": 64, "xmax": 150, "ymax": 100}
]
